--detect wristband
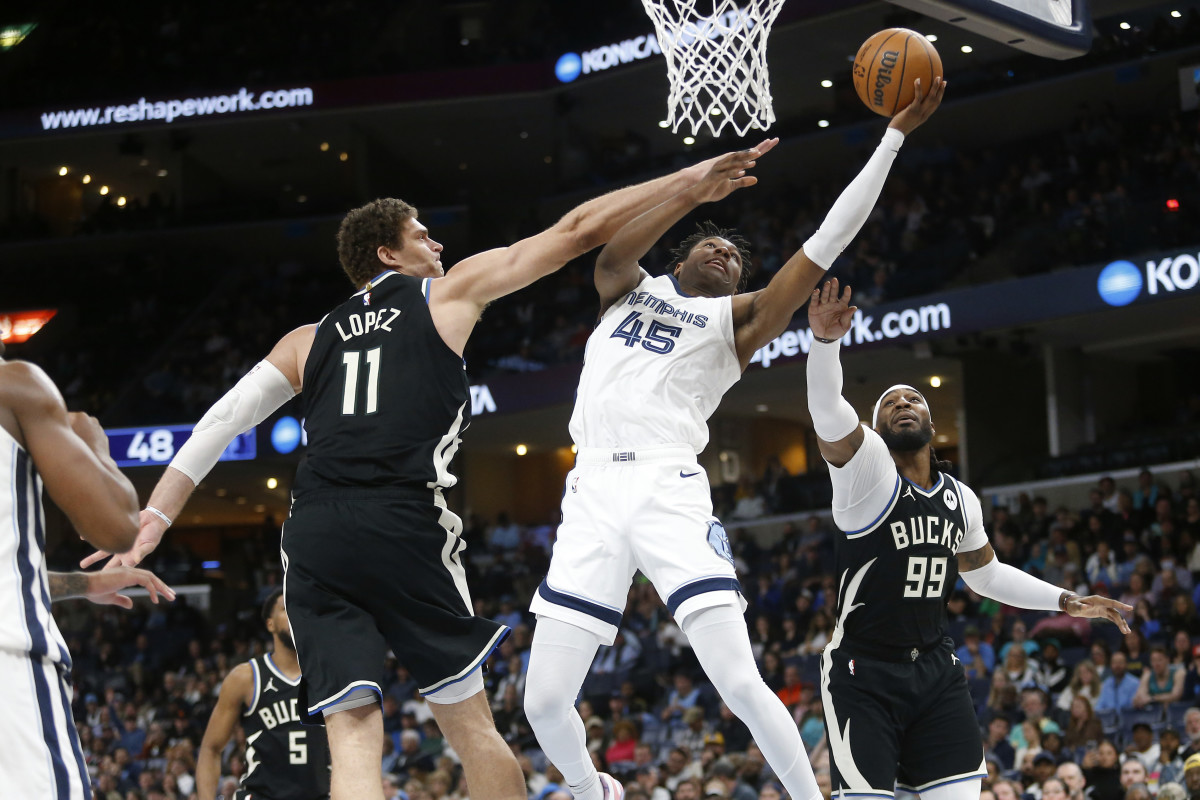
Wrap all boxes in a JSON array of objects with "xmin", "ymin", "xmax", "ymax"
[
  {"xmin": 145, "ymin": 506, "xmax": 173, "ymax": 528},
  {"xmin": 813, "ymin": 335, "xmax": 839, "ymax": 344},
  {"xmin": 1059, "ymin": 592, "xmax": 1078, "ymax": 612}
]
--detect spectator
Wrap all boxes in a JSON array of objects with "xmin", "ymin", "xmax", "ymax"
[
  {"xmin": 1154, "ymin": 729, "xmax": 1186, "ymax": 791},
  {"xmin": 1057, "ymin": 761, "xmax": 1089, "ymax": 800},
  {"xmin": 660, "ymin": 673, "xmax": 701, "ymax": 725},
  {"xmin": 1096, "ymin": 652, "xmax": 1140, "ymax": 712},
  {"xmin": 1183, "ymin": 648, "xmax": 1200, "ymax": 702},
  {"xmin": 775, "ymin": 665, "xmax": 810, "ymax": 710},
  {"xmin": 1121, "ymin": 760, "xmax": 1149, "ymax": 791},
  {"xmin": 1183, "ymin": 709, "xmax": 1200, "ymax": 759},
  {"xmin": 1058, "ymin": 661, "xmax": 1104, "ymax": 713},
  {"xmin": 1064, "ymin": 696, "xmax": 1105, "ymax": 751},
  {"xmin": 957, "ymin": 624, "xmax": 996, "ymax": 679},
  {"xmin": 1036, "ymin": 641, "xmax": 1070, "ymax": 695},
  {"xmin": 1002, "ymin": 644, "xmax": 1038, "ymax": 688},
  {"xmin": 1124, "ymin": 723, "xmax": 1161, "ymax": 773},
  {"xmin": 710, "ymin": 758, "xmax": 758, "ymax": 800},
  {"xmin": 605, "ymin": 719, "xmax": 639, "ymax": 767},
  {"xmin": 1084, "ymin": 740, "xmax": 1124, "ymax": 800},
  {"xmin": 985, "ymin": 715, "xmax": 1016, "ymax": 770},
  {"xmin": 1185, "ymin": 754, "xmax": 1200, "ymax": 800},
  {"xmin": 1042, "ymin": 776, "xmax": 1070, "ymax": 800},
  {"xmin": 1133, "ymin": 645, "xmax": 1186, "ymax": 709},
  {"xmin": 1000, "ymin": 619, "xmax": 1041, "ymax": 662}
]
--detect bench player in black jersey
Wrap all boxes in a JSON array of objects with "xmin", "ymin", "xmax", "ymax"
[
  {"xmin": 197, "ymin": 589, "xmax": 330, "ymax": 800},
  {"xmin": 82, "ymin": 147, "xmax": 769, "ymax": 800},
  {"xmin": 803, "ymin": 279, "xmax": 1132, "ymax": 800}
]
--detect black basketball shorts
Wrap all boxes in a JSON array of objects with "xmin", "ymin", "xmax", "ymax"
[
  {"xmin": 280, "ymin": 488, "xmax": 509, "ymax": 722},
  {"xmin": 820, "ymin": 638, "xmax": 986, "ymax": 797}
]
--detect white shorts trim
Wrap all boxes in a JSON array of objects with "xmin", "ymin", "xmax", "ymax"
[{"xmin": 307, "ymin": 679, "xmax": 382, "ymax": 716}]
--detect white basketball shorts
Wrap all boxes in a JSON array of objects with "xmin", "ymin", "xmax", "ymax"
[
  {"xmin": 530, "ymin": 445, "xmax": 746, "ymax": 645},
  {"xmin": 0, "ymin": 647, "xmax": 91, "ymax": 799}
]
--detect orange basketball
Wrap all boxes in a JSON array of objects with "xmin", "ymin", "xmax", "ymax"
[{"xmin": 852, "ymin": 28, "xmax": 943, "ymax": 117}]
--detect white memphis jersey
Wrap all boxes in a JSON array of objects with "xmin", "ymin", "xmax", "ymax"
[
  {"xmin": 0, "ymin": 426, "xmax": 71, "ymax": 665},
  {"xmin": 569, "ymin": 273, "xmax": 741, "ymax": 452}
]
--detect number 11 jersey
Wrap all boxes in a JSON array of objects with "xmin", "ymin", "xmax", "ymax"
[{"xmin": 569, "ymin": 274, "xmax": 740, "ymax": 453}]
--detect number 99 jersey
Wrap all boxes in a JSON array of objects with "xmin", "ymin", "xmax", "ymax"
[{"xmin": 569, "ymin": 274, "xmax": 740, "ymax": 453}]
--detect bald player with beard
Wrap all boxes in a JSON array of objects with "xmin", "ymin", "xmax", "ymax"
[{"xmin": 804, "ymin": 278, "xmax": 1132, "ymax": 800}]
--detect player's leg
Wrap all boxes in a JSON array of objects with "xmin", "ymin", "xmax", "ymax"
[
  {"xmin": 820, "ymin": 646, "xmax": 905, "ymax": 798},
  {"xmin": 896, "ymin": 647, "xmax": 986, "ymax": 800},
  {"xmin": 525, "ymin": 618, "xmax": 606, "ymax": 800},
  {"xmin": 526, "ymin": 460, "xmax": 636, "ymax": 800},
  {"xmin": 281, "ymin": 501, "xmax": 393, "ymax": 800},
  {"xmin": 324, "ymin": 703, "xmax": 385, "ymax": 800},
  {"xmin": 426, "ymin": 672, "xmax": 526, "ymax": 800}
]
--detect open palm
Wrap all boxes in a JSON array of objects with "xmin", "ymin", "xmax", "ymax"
[{"xmin": 808, "ymin": 278, "xmax": 856, "ymax": 341}]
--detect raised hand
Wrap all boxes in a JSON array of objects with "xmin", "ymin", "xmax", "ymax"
[
  {"xmin": 1064, "ymin": 594, "xmax": 1133, "ymax": 634},
  {"xmin": 889, "ymin": 76, "xmax": 946, "ymax": 137},
  {"xmin": 80, "ymin": 508, "xmax": 168, "ymax": 570},
  {"xmin": 808, "ymin": 278, "xmax": 856, "ymax": 342},
  {"xmin": 687, "ymin": 138, "xmax": 779, "ymax": 204}
]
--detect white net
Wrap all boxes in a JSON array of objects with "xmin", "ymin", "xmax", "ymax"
[{"xmin": 640, "ymin": 0, "xmax": 786, "ymax": 138}]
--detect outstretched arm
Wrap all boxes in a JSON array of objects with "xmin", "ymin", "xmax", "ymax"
[
  {"xmin": 731, "ymin": 77, "xmax": 945, "ymax": 368},
  {"xmin": 594, "ymin": 139, "xmax": 777, "ymax": 310},
  {"xmin": 428, "ymin": 147, "xmax": 772, "ymax": 355},
  {"xmin": 804, "ymin": 279, "xmax": 865, "ymax": 468},
  {"xmin": 81, "ymin": 325, "xmax": 312, "ymax": 569},
  {"xmin": 196, "ymin": 663, "xmax": 253, "ymax": 800},
  {"xmin": 49, "ymin": 567, "xmax": 175, "ymax": 608},
  {"xmin": 0, "ymin": 361, "xmax": 139, "ymax": 554},
  {"xmin": 957, "ymin": 543, "xmax": 1132, "ymax": 630}
]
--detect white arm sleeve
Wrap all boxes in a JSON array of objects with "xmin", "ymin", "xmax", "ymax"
[
  {"xmin": 805, "ymin": 340, "xmax": 861, "ymax": 442},
  {"xmin": 828, "ymin": 427, "xmax": 900, "ymax": 534},
  {"xmin": 802, "ymin": 128, "xmax": 904, "ymax": 268},
  {"xmin": 960, "ymin": 556, "xmax": 1065, "ymax": 612},
  {"xmin": 170, "ymin": 361, "xmax": 296, "ymax": 485}
]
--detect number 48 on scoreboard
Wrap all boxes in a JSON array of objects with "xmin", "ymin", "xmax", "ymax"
[{"xmin": 886, "ymin": 0, "xmax": 1092, "ymax": 59}]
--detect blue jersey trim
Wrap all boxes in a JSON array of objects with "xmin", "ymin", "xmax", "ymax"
[
  {"xmin": 246, "ymin": 659, "xmax": 261, "ymax": 716},
  {"xmin": 904, "ymin": 472, "xmax": 945, "ymax": 497},
  {"xmin": 53, "ymin": 665, "xmax": 91, "ymax": 799},
  {"xmin": 311, "ymin": 683, "xmax": 382, "ymax": 714},
  {"xmin": 898, "ymin": 773, "xmax": 987, "ymax": 792},
  {"xmin": 537, "ymin": 581, "xmax": 623, "ymax": 627},
  {"xmin": 843, "ymin": 475, "xmax": 901, "ymax": 537},
  {"xmin": 666, "ymin": 577, "xmax": 742, "ymax": 616},
  {"xmin": 28, "ymin": 656, "xmax": 71, "ymax": 799},
  {"xmin": 420, "ymin": 626, "xmax": 511, "ymax": 696},
  {"xmin": 666, "ymin": 273, "xmax": 695, "ymax": 298},
  {"xmin": 422, "ymin": 277, "xmax": 432, "ymax": 304}
]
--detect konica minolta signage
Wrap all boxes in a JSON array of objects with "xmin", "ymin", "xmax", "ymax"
[{"xmin": 1097, "ymin": 250, "xmax": 1200, "ymax": 307}]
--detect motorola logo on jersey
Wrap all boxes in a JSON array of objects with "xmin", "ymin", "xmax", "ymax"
[{"xmin": 1097, "ymin": 260, "xmax": 1142, "ymax": 306}]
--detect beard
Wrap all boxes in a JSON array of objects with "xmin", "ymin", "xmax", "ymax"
[
  {"xmin": 278, "ymin": 627, "xmax": 297, "ymax": 652},
  {"xmin": 879, "ymin": 420, "xmax": 933, "ymax": 452}
]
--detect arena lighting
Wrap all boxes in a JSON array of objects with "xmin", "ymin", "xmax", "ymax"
[
  {"xmin": 710, "ymin": 108, "xmax": 721, "ymax": 116},
  {"xmin": 756, "ymin": 404, "xmax": 769, "ymax": 412},
  {"xmin": 116, "ymin": 196, "xmax": 127, "ymax": 207},
  {"xmin": 683, "ymin": 136, "xmax": 696, "ymax": 145},
  {"xmin": 201, "ymin": 561, "xmax": 220, "ymax": 569},
  {"xmin": 1173, "ymin": 11, "xmax": 1182, "ymax": 18},
  {"xmin": 156, "ymin": 169, "xmax": 168, "ymax": 177},
  {"xmin": 570, "ymin": 444, "xmax": 578, "ymax": 454},
  {"xmin": 99, "ymin": 185, "xmax": 109, "ymax": 195},
  {"xmin": 319, "ymin": 142, "xmax": 329, "ymax": 151},
  {"xmin": 930, "ymin": 375, "xmax": 943, "ymax": 388},
  {"xmin": 658, "ymin": 120, "xmax": 670, "ymax": 128},
  {"xmin": 925, "ymin": 34, "xmax": 938, "ymax": 42},
  {"xmin": 515, "ymin": 444, "xmax": 528, "ymax": 456},
  {"xmin": 57, "ymin": 166, "xmax": 68, "ymax": 176},
  {"xmin": 81, "ymin": 174, "xmax": 91, "ymax": 184},
  {"xmin": 961, "ymin": 44, "xmax": 974, "ymax": 53},
  {"xmin": 266, "ymin": 477, "xmax": 278, "ymax": 489},
  {"xmin": 1167, "ymin": 198, "xmax": 1181, "ymax": 211},
  {"xmin": 818, "ymin": 120, "xmax": 830, "ymax": 128},
  {"xmin": 1119, "ymin": 21, "xmax": 1131, "ymax": 29},
  {"xmin": 820, "ymin": 79, "xmax": 833, "ymax": 88},
  {"xmin": 338, "ymin": 151, "xmax": 348, "ymax": 161}
]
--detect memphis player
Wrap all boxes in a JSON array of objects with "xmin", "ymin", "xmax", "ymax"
[
  {"xmin": 524, "ymin": 78, "xmax": 946, "ymax": 800},
  {"xmin": 0, "ymin": 340, "xmax": 174, "ymax": 799},
  {"xmin": 804, "ymin": 278, "xmax": 1130, "ymax": 800}
]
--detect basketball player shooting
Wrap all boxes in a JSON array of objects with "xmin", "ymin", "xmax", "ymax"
[
  {"xmin": 196, "ymin": 588, "xmax": 330, "ymax": 800},
  {"xmin": 81, "ymin": 146, "xmax": 783, "ymax": 800},
  {"xmin": 805, "ymin": 278, "xmax": 1131, "ymax": 800},
  {"xmin": 524, "ymin": 78, "xmax": 945, "ymax": 800}
]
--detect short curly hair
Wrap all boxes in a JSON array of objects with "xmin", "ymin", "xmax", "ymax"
[
  {"xmin": 336, "ymin": 198, "xmax": 418, "ymax": 287},
  {"xmin": 669, "ymin": 220, "xmax": 753, "ymax": 292}
]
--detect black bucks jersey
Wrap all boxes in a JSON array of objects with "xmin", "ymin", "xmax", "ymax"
[
  {"xmin": 292, "ymin": 271, "xmax": 470, "ymax": 497},
  {"xmin": 834, "ymin": 471, "xmax": 970, "ymax": 653},
  {"xmin": 241, "ymin": 655, "xmax": 330, "ymax": 800}
]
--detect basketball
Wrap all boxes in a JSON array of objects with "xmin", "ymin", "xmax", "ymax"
[{"xmin": 852, "ymin": 28, "xmax": 943, "ymax": 117}]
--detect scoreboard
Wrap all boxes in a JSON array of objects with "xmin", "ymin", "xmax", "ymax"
[{"xmin": 106, "ymin": 424, "xmax": 256, "ymax": 468}]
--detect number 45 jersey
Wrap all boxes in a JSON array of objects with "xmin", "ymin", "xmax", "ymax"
[
  {"xmin": 829, "ymin": 429, "xmax": 989, "ymax": 654},
  {"xmin": 570, "ymin": 274, "xmax": 741, "ymax": 453}
]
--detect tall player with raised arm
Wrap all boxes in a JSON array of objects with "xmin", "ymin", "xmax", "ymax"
[
  {"xmin": 82, "ymin": 146, "xmax": 779, "ymax": 800},
  {"xmin": 804, "ymin": 279, "xmax": 1132, "ymax": 800},
  {"xmin": 524, "ymin": 79, "xmax": 945, "ymax": 800}
]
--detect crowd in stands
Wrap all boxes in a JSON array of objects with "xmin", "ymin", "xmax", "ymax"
[{"xmin": 48, "ymin": 462, "xmax": 1200, "ymax": 800}]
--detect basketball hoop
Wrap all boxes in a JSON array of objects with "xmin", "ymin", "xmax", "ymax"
[{"xmin": 640, "ymin": 0, "xmax": 786, "ymax": 138}]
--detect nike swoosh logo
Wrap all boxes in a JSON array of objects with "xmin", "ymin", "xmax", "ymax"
[{"xmin": 680, "ymin": 471, "xmax": 701, "ymax": 478}]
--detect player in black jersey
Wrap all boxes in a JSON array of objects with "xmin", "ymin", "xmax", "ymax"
[
  {"xmin": 197, "ymin": 589, "xmax": 329, "ymax": 800},
  {"xmin": 84, "ymin": 147, "xmax": 769, "ymax": 800},
  {"xmin": 803, "ymin": 279, "xmax": 1131, "ymax": 800}
]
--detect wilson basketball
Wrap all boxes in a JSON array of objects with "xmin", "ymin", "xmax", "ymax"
[{"xmin": 852, "ymin": 28, "xmax": 943, "ymax": 117}]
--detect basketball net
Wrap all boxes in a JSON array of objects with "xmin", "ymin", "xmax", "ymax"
[{"xmin": 640, "ymin": 0, "xmax": 786, "ymax": 138}]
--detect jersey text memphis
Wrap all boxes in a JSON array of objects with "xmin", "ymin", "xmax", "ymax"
[{"xmin": 569, "ymin": 274, "xmax": 740, "ymax": 453}]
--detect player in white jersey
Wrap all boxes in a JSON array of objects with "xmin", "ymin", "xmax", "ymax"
[
  {"xmin": 0, "ymin": 341, "xmax": 174, "ymax": 799},
  {"xmin": 525, "ymin": 78, "xmax": 946, "ymax": 800}
]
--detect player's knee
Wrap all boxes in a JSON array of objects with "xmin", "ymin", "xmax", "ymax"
[
  {"xmin": 522, "ymin": 684, "xmax": 564, "ymax": 727},
  {"xmin": 713, "ymin": 669, "xmax": 768, "ymax": 713}
]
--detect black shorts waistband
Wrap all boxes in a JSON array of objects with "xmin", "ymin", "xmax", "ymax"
[
  {"xmin": 291, "ymin": 485, "xmax": 436, "ymax": 509},
  {"xmin": 837, "ymin": 635, "xmax": 950, "ymax": 664}
]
